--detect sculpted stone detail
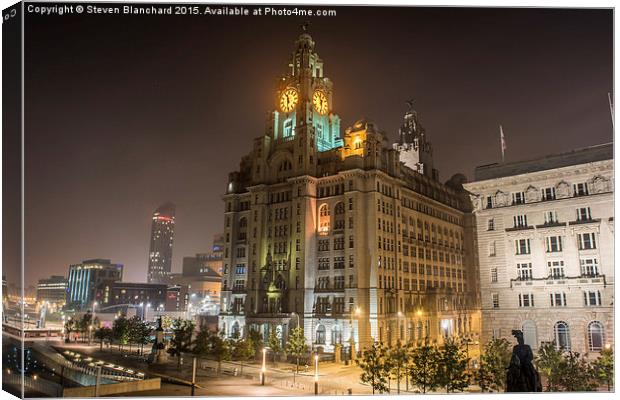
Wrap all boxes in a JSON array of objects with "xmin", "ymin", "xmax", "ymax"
[
  {"xmin": 524, "ymin": 185, "xmax": 539, "ymax": 203},
  {"xmin": 591, "ymin": 175, "xmax": 610, "ymax": 194},
  {"xmin": 495, "ymin": 190, "xmax": 510, "ymax": 207},
  {"xmin": 555, "ymin": 180, "xmax": 571, "ymax": 199}
]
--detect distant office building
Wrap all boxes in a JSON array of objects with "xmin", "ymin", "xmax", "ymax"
[
  {"xmin": 207, "ymin": 234, "xmax": 225, "ymax": 274},
  {"xmin": 147, "ymin": 202, "xmax": 176, "ymax": 283},
  {"xmin": 106, "ymin": 282, "xmax": 167, "ymax": 310},
  {"xmin": 464, "ymin": 143, "xmax": 614, "ymax": 357},
  {"xmin": 165, "ymin": 284, "xmax": 190, "ymax": 312},
  {"xmin": 66, "ymin": 259, "xmax": 123, "ymax": 310},
  {"xmin": 167, "ymin": 272, "xmax": 221, "ymax": 315},
  {"xmin": 36, "ymin": 275, "xmax": 67, "ymax": 306},
  {"xmin": 182, "ymin": 235, "xmax": 224, "ymax": 277}
]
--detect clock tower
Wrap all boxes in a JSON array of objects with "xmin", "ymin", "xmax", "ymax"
[{"xmin": 268, "ymin": 29, "xmax": 342, "ymax": 175}]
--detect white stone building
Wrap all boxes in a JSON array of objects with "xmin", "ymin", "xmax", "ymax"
[{"xmin": 464, "ymin": 143, "xmax": 614, "ymax": 357}]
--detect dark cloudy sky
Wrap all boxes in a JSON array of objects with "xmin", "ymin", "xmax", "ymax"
[{"xmin": 13, "ymin": 5, "xmax": 613, "ymax": 286}]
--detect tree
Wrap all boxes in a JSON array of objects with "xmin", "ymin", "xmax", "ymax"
[
  {"xmin": 408, "ymin": 339, "xmax": 440, "ymax": 393},
  {"xmin": 167, "ymin": 318, "xmax": 195, "ymax": 369},
  {"xmin": 556, "ymin": 351, "xmax": 597, "ymax": 391},
  {"xmin": 388, "ymin": 340, "xmax": 411, "ymax": 394},
  {"xmin": 476, "ymin": 338, "xmax": 512, "ymax": 392},
  {"xmin": 194, "ymin": 328, "xmax": 231, "ymax": 375},
  {"xmin": 126, "ymin": 316, "xmax": 144, "ymax": 353},
  {"xmin": 129, "ymin": 318, "xmax": 152, "ymax": 355},
  {"xmin": 94, "ymin": 327, "xmax": 113, "ymax": 351},
  {"xmin": 591, "ymin": 347, "xmax": 614, "ymax": 391},
  {"xmin": 535, "ymin": 342, "xmax": 564, "ymax": 391},
  {"xmin": 267, "ymin": 326, "xmax": 282, "ymax": 364},
  {"xmin": 357, "ymin": 341, "xmax": 390, "ymax": 394},
  {"xmin": 112, "ymin": 315, "xmax": 131, "ymax": 352},
  {"xmin": 437, "ymin": 338, "xmax": 470, "ymax": 393},
  {"xmin": 232, "ymin": 337, "xmax": 256, "ymax": 375},
  {"xmin": 247, "ymin": 328, "xmax": 263, "ymax": 356},
  {"xmin": 285, "ymin": 327, "xmax": 309, "ymax": 374}
]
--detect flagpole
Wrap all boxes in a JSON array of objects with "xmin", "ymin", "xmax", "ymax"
[
  {"xmin": 499, "ymin": 125, "xmax": 505, "ymax": 163},
  {"xmin": 608, "ymin": 92, "xmax": 614, "ymax": 128}
]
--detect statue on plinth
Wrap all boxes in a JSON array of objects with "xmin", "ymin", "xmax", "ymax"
[
  {"xmin": 506, "ymin": 330, "xmax": 542, "ymax": 392},
  {"xmin": 150, "ymin": 316, "xmax": 168, "ymax": 364}
]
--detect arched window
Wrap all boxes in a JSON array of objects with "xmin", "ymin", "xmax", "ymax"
[
  {"xmin": 554, "ymin": 321, "xmax": 571, "ymax": 351},
  {"xmin": 332, "ymin": 325, "xmax": 342, "ymax": 345},
  {"xmin": 522, "ymin": 320, "xmax": 538, "ymax": 350},
  {"xmin": 239, "ymin": 217, "xmax": 247, "ymax": 228},
  {"xmin": 588, "ymin": 321, "xmax": 604, "ymax": 352},
  {"xmin": 316, "ymin": 325, "xmax": 326, "ymax": 344},
  {"xmin": 231, "ymin": 322, "xmax": 240, "ymax": 338},
  {"xmin": 318, "ymin": 204, "xmax": 330, "ymax": 234}
]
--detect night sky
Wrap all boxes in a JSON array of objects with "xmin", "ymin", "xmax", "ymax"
[{"xmin": 15, "ymin": 5, "xmax": 612, "ymax": 286}]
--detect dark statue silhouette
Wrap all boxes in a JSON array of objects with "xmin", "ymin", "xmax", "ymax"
[{"xmin": 506, "ymin": 330, "xmax": 543, "ymax": 392}]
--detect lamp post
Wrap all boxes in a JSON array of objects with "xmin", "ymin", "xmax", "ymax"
[
  {"xmin": 90, "ymin": 301, "xmax": 98, "ymax": 345},
  {"xmin": 290, "ymin": 312, "xmax": 300, "ymax": 328},
  {"xmin": 260, "ymin": 348, "xmax": 267, "ymax": 385},
  {"xmin": 348, "ymin": 306, "xmax": 361, "ymax": 362},
  {"xmin": 314, "ymin": 353, "xmax": 319, "ymax": 395}
]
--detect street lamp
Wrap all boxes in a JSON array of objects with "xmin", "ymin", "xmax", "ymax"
[
  {"xmin": 90, "ymin": 301, "xmax": 98, "ymax": 345},
  {"xmin": 290, "ymin": 312, "xmax": 300, "ymax": 328},
  {"xmin": 260, "ymin": 348, "xmax": 267, "ymax": 385},
  {"xmin": 348, "ymin": 307, "xmax": 361, "ymax": 363},
  {"xmin": 314, "ymin": 353, "xmax": 319, "ymax": 395}
]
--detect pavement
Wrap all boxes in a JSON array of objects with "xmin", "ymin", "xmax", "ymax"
[{"xmin": 53, "ymin": 342, "xmax": 490, "ymax": 396}]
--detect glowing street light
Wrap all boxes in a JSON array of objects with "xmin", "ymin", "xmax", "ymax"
[
  {"xmin": 260, "ymin": 348, "xmax": 267, "ymax": 385},
  {"xmin": 314, "ymin": 353, "xmax": 319, "ymax": 395},
  {"xmin": 290, "ymin": 312, "xmax": 300, "ymax": 328}
]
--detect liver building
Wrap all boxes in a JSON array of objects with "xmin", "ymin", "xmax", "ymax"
[{"xmin": 219, "ymin": 30, "xmax": 481, "ymax": 357}]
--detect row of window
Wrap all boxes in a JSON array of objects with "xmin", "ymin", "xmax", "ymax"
[
  {"xmin": 490, "ymin": 258, "xmax": 600, "ymax": 282},
  {"xmin": 513, "ymin": 233, "xmax": 597, "ymax": 255},
  {"xmin": 490, "ymin": 207, "xmax": 596, "ymax": 231},
  {"xmin": 379, "ymin": 275, "xmax": 465, "ymax": 292},
  {"xmin": 484, "ymin": 182, "xmax": 592, "ymax": 209},
  {"xmin": 491, "ymin": 290, "xmax": 603, "ymax": 309},
  {"xmin": 318, "ymin": 237, "xmax": 355, "ymax": 251}
]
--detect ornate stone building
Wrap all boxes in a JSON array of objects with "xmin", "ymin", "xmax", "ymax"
[
  {"xmin": 219, "ymin": 30, "xmax": 480, "ymax": 356},
  {"xmin": 464, "ymin": 143, "xmax": 614, "ymax": 357}
]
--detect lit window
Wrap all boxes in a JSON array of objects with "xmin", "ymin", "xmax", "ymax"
[
  {"xmin": 554, "ymin": 321, "xmax": 571, "ymax": 350},
  {"xmin": 587, "ymin": 321, "xmax": 604, "ymax": 351}
]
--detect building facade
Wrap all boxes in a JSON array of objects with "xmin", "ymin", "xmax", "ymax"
[
  {"xmin": 66, "ymin": 259, "xmax": 123, "ymax": 310},
  {"xmin": 147, "ymin": 202, "xmax": 176, "ymax": 283},
  {"xmin": 105, "ymin": 282, "xmax": 167, "ymax": 310},
  {"xmin": 219, "ymin": 31, "xmax": 480, "ymax": 355},
  {"xmin": 36, "ymin": 275, "xmax": 67, "ymax": 306},
  {"xmin": 463, "ymin": 144, "xmax": 614, "ymax": 357}
]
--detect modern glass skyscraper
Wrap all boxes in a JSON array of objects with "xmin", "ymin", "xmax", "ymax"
[
  {"xmin": 66, "ymin": 259, "xmax": 123, "ymax": 310},
  {"xmin": 147, "ymin": 202, "xmax": 176, "ymax": 283}
]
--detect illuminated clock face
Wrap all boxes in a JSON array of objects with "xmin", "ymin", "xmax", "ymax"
[
  {"xmin": 313, "ymin": 90, "xmax": 329, "ymax": 115},
  {"xmin": 279, "ymin": 88, "xmax": 299, "ymax": 113}
]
